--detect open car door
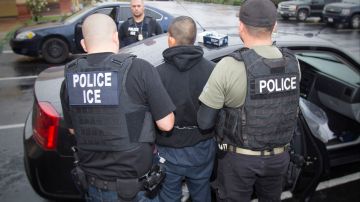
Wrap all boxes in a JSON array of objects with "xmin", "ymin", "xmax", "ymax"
[
  {"xmin": 285, "ymin": 47, "xmax": 360, "ymax": 201},
  {"xmin": 285, "ymin": 110, "xmax": 330, "ymax": 201}
]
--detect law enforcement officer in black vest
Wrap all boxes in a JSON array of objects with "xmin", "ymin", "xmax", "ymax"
[
  {"xmin": 60, "ymin": 13, "xmax": 175, "ymax": 202},
  {"xmin": 118, "ymin": 0, "xmax": 163, "ymax": 48},
  {"xmin": 197, "ymin": 0, "xmax": 301, "ymax": 201}
]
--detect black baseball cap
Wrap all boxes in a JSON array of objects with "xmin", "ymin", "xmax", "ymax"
[{"xmin": 239, "ymin": 0, "xmax": 277, "ymax": 27}]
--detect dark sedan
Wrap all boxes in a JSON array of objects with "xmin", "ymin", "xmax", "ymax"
[
  {"xmin": 23, "ymin": 31, "xmax": 360, "ymax": 201},
  {"xmin": 10, "ymin": 2, "xmax": 174, "ymax": 64}
]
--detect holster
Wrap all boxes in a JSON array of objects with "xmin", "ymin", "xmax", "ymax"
[
  {"xmin": 139, "ymin": 164, "xmax": 166, "ymax": 199},
  {"xmin": 115, "ymin": 178, "xmax": 142, "ymax": 201},
  {"xmin": 71, "ymin": 166, "xmax": 89, "ymax": 196}
]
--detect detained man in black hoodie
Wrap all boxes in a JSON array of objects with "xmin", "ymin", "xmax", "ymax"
[{"xmin": 155, "ymin": 16, "xmax": 216, "ymax": 202}]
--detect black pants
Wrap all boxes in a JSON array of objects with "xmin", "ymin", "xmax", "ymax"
[{"xmin": 212, "ymin": 150, "xmax": 290, "ymax": 202}]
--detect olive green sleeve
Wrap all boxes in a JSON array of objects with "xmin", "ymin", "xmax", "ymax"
[
  {"xmin": 199, "ymin": 57, "xmax": 247, "ymax": 109},
  {"xmin": 199, "ymin": 58, "xmax": 227, "ymax": 109}
]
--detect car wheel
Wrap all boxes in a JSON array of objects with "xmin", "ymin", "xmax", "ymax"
[
  {"xmin": 351, "ymin": 14, "xmax": 360, "ymax": 29},
  {"xmin": 335, "ymin": 23, "xmax": 345, "ymax": 29},
  {"xmin": 281, "ymin": 15, "xmax": 290, "ymax": 20},
  {"xmin": 297, "ymin": 9, "xmax": 308, "ymax": 22},
  {"xmin": 41, "ymin": 38, "xmax": 69, "ymax": 64}
]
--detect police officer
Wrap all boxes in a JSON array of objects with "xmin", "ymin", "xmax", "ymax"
[
  {"xmin": 155, "ymin": 16, "xmax": 216, "ymax": 202},
  {"xmin": 119, "ymin": 0, "xmax": 163, "ymax": 47},
  {"xmin": 197, "ymin": 0, "xmax": 301, "ymax": 201},
  {"xmin": 60, "ymin": 13, "xmax": 175, "ymax": 202}
]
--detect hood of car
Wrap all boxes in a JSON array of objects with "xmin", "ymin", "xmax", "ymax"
[
  {"xmin": 326, "ymin": 2, "xmax": 359, "ymax": 9},
  {"xmin": 16, "ymin": 21, "xmax": 65, "ymax": 34},
  {"xmin": 280, "ymin": 1, "xmax": 305, "ymax": 6}
]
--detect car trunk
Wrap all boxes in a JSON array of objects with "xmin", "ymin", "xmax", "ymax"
[{"xmin": 34, "ymin": 65, "xmax": 76, "ymax": 157}]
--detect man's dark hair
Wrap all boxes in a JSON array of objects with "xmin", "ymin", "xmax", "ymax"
[
  {"xmin": 168, "ymin": 16, "xmax": 197, "ymax": 45},
  {"xmin": 243, "ymin": 24, "xmax": 274, "ymax": 38}
]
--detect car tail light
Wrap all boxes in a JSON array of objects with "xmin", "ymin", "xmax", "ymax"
[{"xmin": 33, "ymin": 101, "xmax": 60, "ymax": 150}]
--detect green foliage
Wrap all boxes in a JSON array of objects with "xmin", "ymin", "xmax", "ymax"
[
  {"xmin": 82, "ymin": 0, "xmax": 103, "ymax": 6},
  {"xmin": 0, "ymin": 29, "xmax": 16, "ymax": 53},
  {"xmin": 26, "ymin": 0, "xmax": 48, "ymax": 22}
]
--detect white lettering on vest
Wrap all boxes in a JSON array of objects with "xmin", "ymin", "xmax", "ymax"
[
  {"xmin": 87, "ymin": 90, "xmax": 93, "ymax": 103},
  {"xmin": 97, "ymin": 73, "xmax": 104, "ymax": 87},
  {"xmin": 267, "ymin": 79, "xmax": 275, "ymax": 92},
  {"xmin": 70, "ymin": 72, "xmax": 116, "ymax": 104},
  {"xmin": 104, "ymin": 72, "xmax": 112, "ymax": 87},
  {"xmin": 258, "ymin": 76, "xmax": 297, "ymax": 93},
  {"xmin": 82, "ymin": 89, "xmax": 101, "ymax": 104},
  {"xmin": 94, "ymin": 89, "xmax": 101, "ymax": 104},
  {"xmin": 73, "ymin": 74, "xmax": 79, "ymax": 87},
  {"xmin": 284, "ymin": 78, "xmax": 290, "ymax": 90},
  {"xmin": 86, "ymin": 74, "xmax": 93, "ymax": 87},
  {"xmin": 72, "ymin": 72, "xmax": 112, "ymax": 88},
  {"xmin": 259, "ymin": 80, "xmax": 267, "ymax": 93},
  {"xmin": 79, "ymin": 74, "xmax": 86, "ymax": 88},
  {"xmin": 291, "ymin": 76, "xmax": 296, "ymax": 90}
]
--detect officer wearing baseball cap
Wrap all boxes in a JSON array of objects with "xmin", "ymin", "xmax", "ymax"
[{"xmin": 197, "ymin": 0, "xmax": 301, "ymax": 201}]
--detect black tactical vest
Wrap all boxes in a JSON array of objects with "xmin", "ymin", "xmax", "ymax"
[
  {"xmin": 215, "ymin": 48, "xmax": 300, "ymax": 150},
  {"xmin": 124, "ymin": 16, "xmax": 154, "ymax": 45},
  {"xmin": 65, "ymin": 54, "xmax": 156, "ymax": 152}
]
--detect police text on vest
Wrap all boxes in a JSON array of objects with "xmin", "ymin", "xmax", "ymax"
[
  {"xmin": 72, "ymin": 72, "xmax": 112, "ymax": 104},
  {"xmin": 67, "ymin": 71, "xmax": 119, "ymax": 106},
  {"xmin": 257, "ymin": 76, "xmax": 297, "ymax": 94}
]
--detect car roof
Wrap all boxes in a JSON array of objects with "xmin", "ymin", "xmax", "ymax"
[
  {"xmin": 119, "ymin": 31, "xmax": 344, "ymax": 67},
  {"xmin": 35, "ymin": 31, "xmax": 359, "ymax": 109},
  {"xmin": 94, "ymin": 1, "xmax": 172, "ymax": 13}
]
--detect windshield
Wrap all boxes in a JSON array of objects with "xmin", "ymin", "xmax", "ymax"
[
  {"xmin": 63, "ymin": 5, "xmax": 95, "ymax": 24},
  {"xmin": 343, "ymin": 0, "xmax": 359, "ymax": 3},
  {"xmin": 296, "ymin": 52, "xmax": 360, "ymax": 86}
]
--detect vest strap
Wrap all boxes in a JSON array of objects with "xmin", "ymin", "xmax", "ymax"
[{"xmin": 220, "ymin": 144, "xmax": 289, "ymax": 156}]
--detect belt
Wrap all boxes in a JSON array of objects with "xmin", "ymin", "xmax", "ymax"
[
  {"xmin": 222, "ymin": 144, "xmax": 288, "ymax": 156},
  {"xmin": 87, "ymin": 175, "xmax": 144, "ymax": 191},
  {"xmin": 87, "ymin": 175, "xmax": 118, "ymax": 191},
  {"xmin": 174, "ymin": 125, "xmax": 198, "ymax": 130}
]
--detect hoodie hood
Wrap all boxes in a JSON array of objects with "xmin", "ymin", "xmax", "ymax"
[{"xmin": 162, "ymin": 45, "xmax": 204, "ymax": 72}]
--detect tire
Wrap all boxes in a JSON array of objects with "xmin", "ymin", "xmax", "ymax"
[
  {"xmin": 281, "ymin": 15, "xmax": 290, "ymax": 20},
  {"xmin": 335, "ymin": 23, "xmax": 345, "ymax": 29},
  {"xmin": 351, "ymin": 14, "xmax": 360, "ymax": 29},
  {"xmin": 41, "ymin": 38, "xmax": 69, "ymax": 64},
  {"xmin": 296, "ymin": 9, "xmax": 308, "ymax": 22}
]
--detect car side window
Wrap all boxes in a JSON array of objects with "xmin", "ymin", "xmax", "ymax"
[
  {"xmin": 295, "ymin": 51, "xmax": 360, "ymax": 86},
  {"xmin": 119, "ymin": 6, "xmax": 132, "ymax": 22},
  {"xmin": 145, "ymin": 8, "xmax": 163, "ymax": 21},
  {"xmin": 312, "ymin": 0, "xmax": 324, "ymax": 4},
  {"xmin": 94, "ymin": 7, "xmax": 117, "ymax": 21}
]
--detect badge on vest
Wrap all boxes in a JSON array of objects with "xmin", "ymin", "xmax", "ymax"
[
  {"xmin": 66, "ymin": 71, "xmax": 119, "ymax": 105},
  {"xmin": 255, "ymin": 75, "xmax": 298, "ymax": 94}
]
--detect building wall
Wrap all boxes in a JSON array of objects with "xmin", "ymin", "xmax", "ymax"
[
  {"xmin": 6, "ymin": 0, "xmax": 72, "ymax": 18},
  {"xmin": 16, "ymin": 0, "xmax": 31, "ymax": 18},
  {"xmin": 0, "ymin": 0, "xmax": 18, "ymax": 17}
]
